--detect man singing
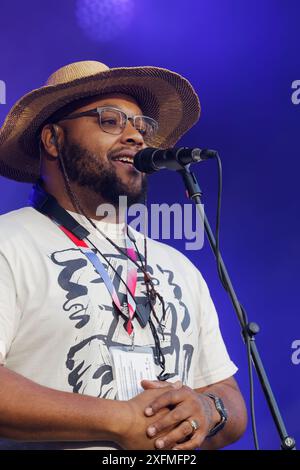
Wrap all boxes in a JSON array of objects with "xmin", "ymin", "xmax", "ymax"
[{"xmin": 0, "ymin": 60, "xmax": 247, "ymax": 450}]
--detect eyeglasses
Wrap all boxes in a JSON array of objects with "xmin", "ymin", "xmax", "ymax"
[{"xmin": 58, "ymin": 106, "xmax": 158, "ymax": 141}]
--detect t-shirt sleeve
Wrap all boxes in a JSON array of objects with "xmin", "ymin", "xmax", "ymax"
[
  {"xmin": 0, "ymin": 252, "xmax": 20, "ymax": 365},
  {"xmin": 192, "ymin": 269, "xmax": 238, "ymax": 388}
]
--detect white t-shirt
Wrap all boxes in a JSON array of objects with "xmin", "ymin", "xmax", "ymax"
[{"xmin": 0, "ymin": 207, "xmax": 237, "ymax": 449}]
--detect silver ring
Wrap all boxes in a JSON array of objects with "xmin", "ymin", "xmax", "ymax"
[{"xmin": 188, "ymin": 419, "xmax": 200, "ymax": 435}]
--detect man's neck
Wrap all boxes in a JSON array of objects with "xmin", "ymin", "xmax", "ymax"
[{"xmin": 42, "ymin": 180, "xmax": 125, "ymax": 224}]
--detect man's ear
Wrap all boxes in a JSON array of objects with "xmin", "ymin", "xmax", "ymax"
[{"xmin": 40, "ymin": 124, "xmax": 64, "ymax": 158}]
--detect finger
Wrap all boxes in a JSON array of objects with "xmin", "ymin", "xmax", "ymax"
[
  {"xmin": 146, "ymin": 403, "xmax": 188, "ymax": 437},
  {"xmin": 145, "ymin": 387, "xmax": 188, "ymax": 416},
  {"xmin": 141, "ymin": 380, "xmax": 170, "ymax": 390},
  {"xmin": 141, "ymin": 379, "xmax": 182, "ymax": 390},
  {"xmin": 154, "ymin": 422, "xmax": 204, "ymax": 450},
  {"xmin": 172, "ymin": 431, "xmax": 206, "ymax": 450}
]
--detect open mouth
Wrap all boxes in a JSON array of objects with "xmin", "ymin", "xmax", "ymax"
[
  {"xmin": 111, "ymin": 155, "xmax": 136, "ymax": 167},
  {"xmin": 112, "ymin": 156, "xmax": 134, "ymax": 165}
]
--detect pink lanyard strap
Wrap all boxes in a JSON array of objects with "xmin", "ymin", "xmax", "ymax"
[{"xmin": 59, "ymin": 224, "xmax": 138, "ymax": 335}]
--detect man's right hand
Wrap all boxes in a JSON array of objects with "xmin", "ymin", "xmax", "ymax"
[{"xmin": 115, "ymin": 385, "xmax": 180, "ymax": 450}]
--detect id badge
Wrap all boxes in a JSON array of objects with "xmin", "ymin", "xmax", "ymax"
[{"xmin": 110, "ymin": 346, "xmax": 156, "ymax": 400}]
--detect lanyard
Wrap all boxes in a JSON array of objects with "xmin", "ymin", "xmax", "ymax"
[
  {"xmin": 58, "ymin": 224, "xmax": 138, "ymax": 336},
  {"xmin": 29, "ymin": 180, "xmax": 140, "ymax": 334}
]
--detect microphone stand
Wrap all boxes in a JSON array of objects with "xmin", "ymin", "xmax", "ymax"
[{"xmin": 177, "ymin": 165, "xmax": 296, "ymax": 450}]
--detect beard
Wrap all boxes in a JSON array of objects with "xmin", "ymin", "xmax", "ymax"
[{"xmin": 59, "ymin": 136, "xmax": 147, "ymax": 207}]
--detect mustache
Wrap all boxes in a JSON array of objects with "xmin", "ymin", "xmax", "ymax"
[{"xmin": 108, "ymin": 147, "xmax": 143, "ymax": 160}]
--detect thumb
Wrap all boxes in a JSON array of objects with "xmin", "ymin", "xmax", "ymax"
[{"xmin": 141, "ymin": 379, "xmax": 182, "ymax": 390}]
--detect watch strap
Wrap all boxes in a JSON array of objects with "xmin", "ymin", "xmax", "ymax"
[{"xmin": 203, "ymin": 392, "xmax": 228, "ymax": 438}]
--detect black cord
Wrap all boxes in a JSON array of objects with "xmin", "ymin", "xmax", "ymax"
[
  {"xmin": 54, "ymin": 131, "xmax": 150, "ymax": 280},
  {"xmin": 88, "ymin": 224, "xmax": 170, "ymax": 380},
  {"xmin": 213, "ymin": 155, "xmax": 259, "ymax": 449},
  {"xmin": 86, "ymin": 233, "xmax": 163, "ymax": 330},
  {"xmin": 131, "ymin": 235, "xmax": 171, "ymax": 380},
  {"xmin": 241, "ymin": 304, "xmax": 259, "ymax": 450},
  {"xmin": 52, "ymin": 130, "xmax": 170, "ymax": 378},
  {"xmin": 86, "ymin": 236, "xmax": 137, "ymax": 300},
  {"xmin": 132, "ymin": 237, "xmax": 166, "ymax": 325},
  {"xmin": 215, "ymin": 153, "xmax": 226, "ymax": 289}
]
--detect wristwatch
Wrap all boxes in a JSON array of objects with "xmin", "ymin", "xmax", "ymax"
[{"xmin": 203, "ymin": 393, "xmax": 228, "ymax": 437}]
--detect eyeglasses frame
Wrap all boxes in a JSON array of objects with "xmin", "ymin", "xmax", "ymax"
[{"xmin": 57, "ymin": 106, "xmax": 158, "ymax": 139}]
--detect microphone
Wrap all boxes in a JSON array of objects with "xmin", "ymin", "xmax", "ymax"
[{"xmin": 133, "ymin": 147, "xmax": 218, "ymax": 173}]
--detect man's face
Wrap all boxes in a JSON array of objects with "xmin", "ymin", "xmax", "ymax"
[{"xmin": 57, "ymin": 94, "xmax": 148, "ymax": 206}]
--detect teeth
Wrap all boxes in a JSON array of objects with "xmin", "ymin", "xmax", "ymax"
[{"xmin": 115, "ymin": 156, "xmax": 133, "ymax": 163}]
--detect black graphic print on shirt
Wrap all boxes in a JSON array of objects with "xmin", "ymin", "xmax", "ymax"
[{"xmin": 50, "ymin": 246, "xmax": 194, "ymax": 398}]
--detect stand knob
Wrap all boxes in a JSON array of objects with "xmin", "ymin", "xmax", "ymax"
[
  {"xmin": 247, "ymin": 322, "xmax": 260, "ymax": 337},
  {"xmin": 281, "ymin": 436, "xmax": 296, "ymax": 450}
]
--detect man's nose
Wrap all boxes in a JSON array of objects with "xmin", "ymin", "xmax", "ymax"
[{"xmin": 120, "ymin": 120, "xmax": 146, "ymax": 147}]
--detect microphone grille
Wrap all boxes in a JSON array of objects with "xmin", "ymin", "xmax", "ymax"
[{"xmin": 133, "ymin": 148, "xmax": 157, "ymax": 173}]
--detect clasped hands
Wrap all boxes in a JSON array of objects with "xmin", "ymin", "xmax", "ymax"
[{"xmin": 139, "ymin": 379, "xmax": 215, "ymax": 450}]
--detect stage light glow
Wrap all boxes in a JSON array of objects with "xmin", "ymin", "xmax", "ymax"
[{"xmin": 75, "ymin": 0, "xmax": 134, "ymax": 43}]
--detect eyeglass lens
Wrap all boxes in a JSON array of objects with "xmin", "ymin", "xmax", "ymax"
[{"xmin": 98, "ymin": 108, "xmax": 157, "ymax": 139}]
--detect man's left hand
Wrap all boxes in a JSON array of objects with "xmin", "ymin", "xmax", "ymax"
[{"xmin": 141, "ymin": 380, "xmax": 216, "ymax": 450}]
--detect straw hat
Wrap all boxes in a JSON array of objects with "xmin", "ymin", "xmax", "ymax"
[{"xmin": 0, "ymin": 60, "xmax": 201, "ymax": 183}]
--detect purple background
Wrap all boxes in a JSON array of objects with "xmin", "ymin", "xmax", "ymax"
[{"xmin": 0, "ymin": 0, "xmax": 299, "ymax": 449}]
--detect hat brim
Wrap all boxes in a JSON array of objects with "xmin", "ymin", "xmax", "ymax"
[{"xmin": 0, "ymin": 66, "xmax": 200, "ymax": 182}]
